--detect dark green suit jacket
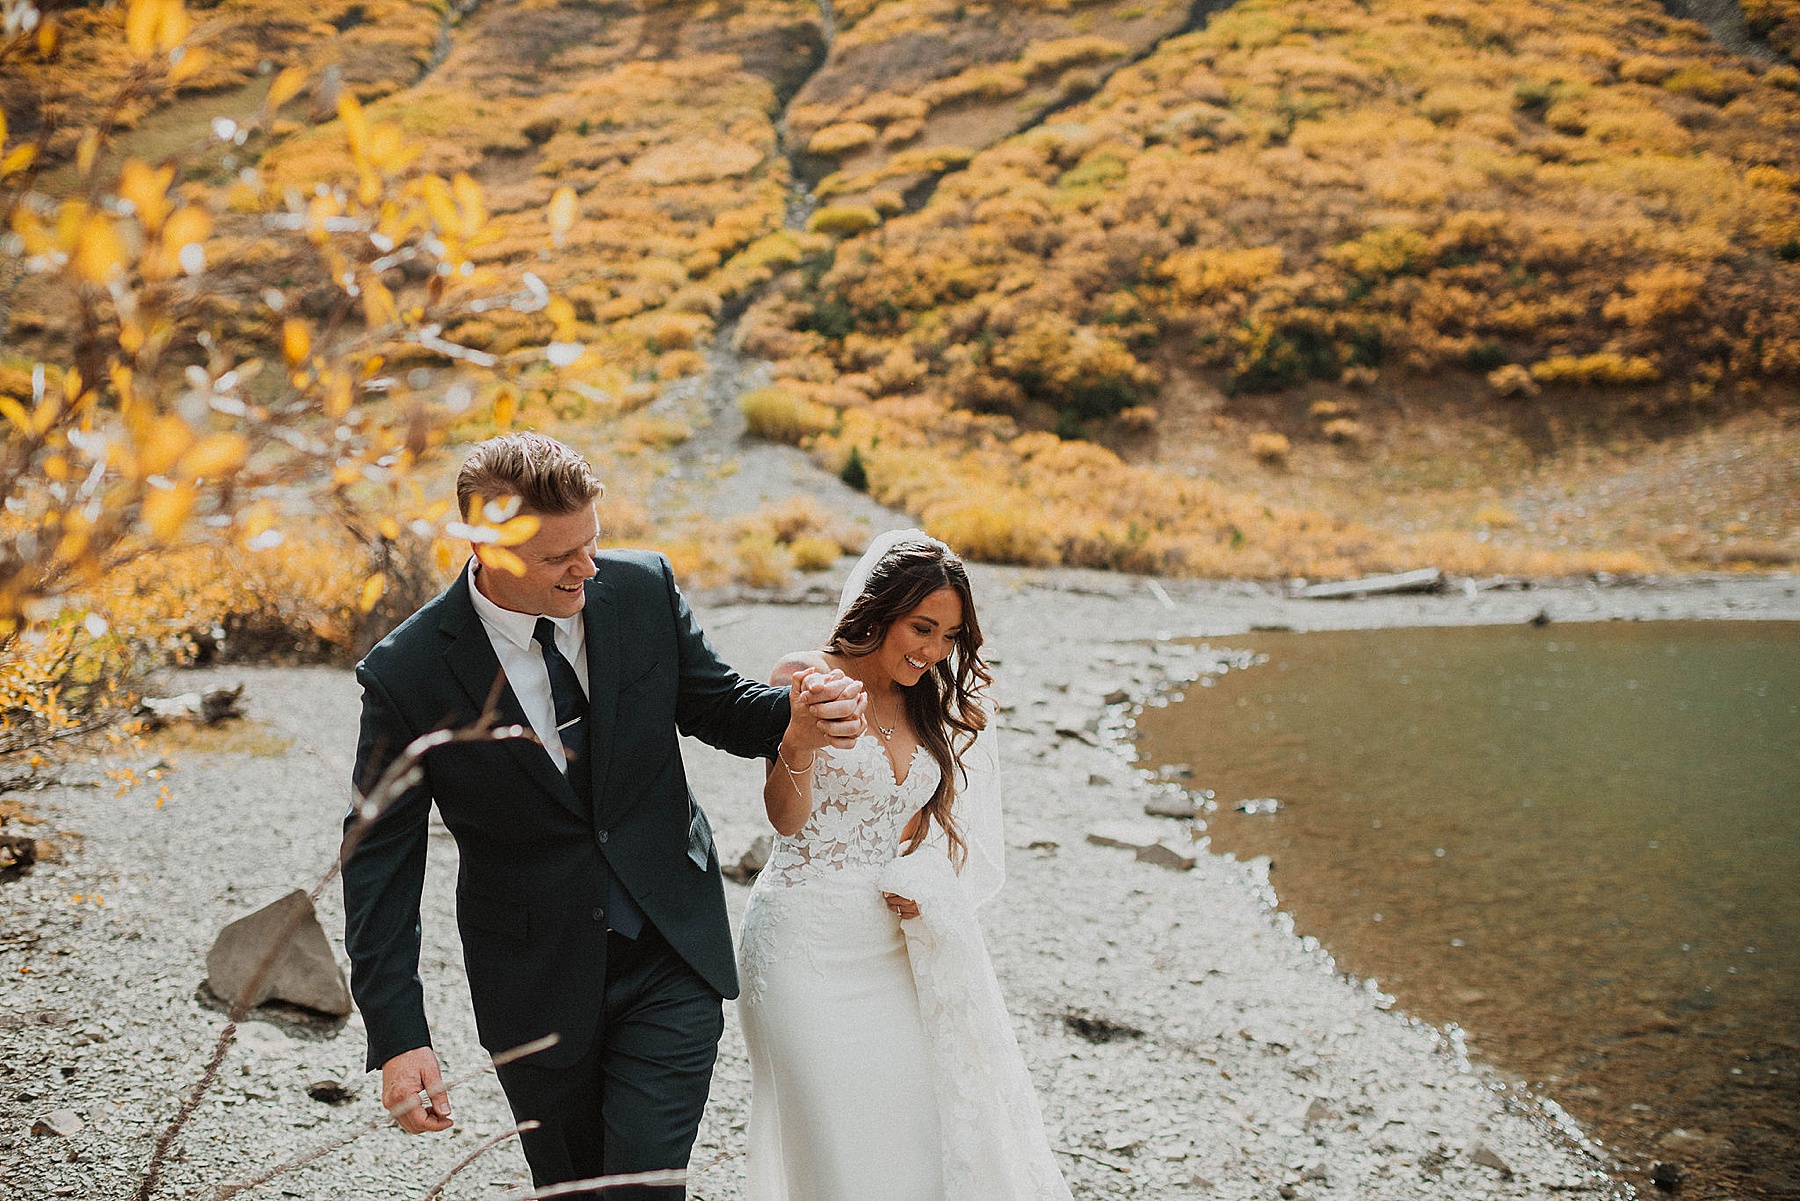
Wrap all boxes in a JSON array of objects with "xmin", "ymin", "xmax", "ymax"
[{"xmin": 342, "ymin": 550, "xmax": 787, "ymax": 1071}]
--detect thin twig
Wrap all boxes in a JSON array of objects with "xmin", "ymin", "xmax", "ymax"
[
  {"xmin": 0, "ymin": 714, "xmax": 123, "ymax": 757},
  {"xmin": 484, "ymin": 1168, "xmax": 690, "ymax": 1199},
  {"xmin": 136, "ymin": 704, "xmax": 530, "ymax": 1201},
  {"xmin": 210, "ymin": 1034, "xmax": 559, "ymax": 1201},
  {"xmin": 1055, "ymin": 1145, "xmax": 1133, "ymax": 1173},
  {"xmin": 421, "ymin": 1121, "xmax": 539, "ymax": 1201}
]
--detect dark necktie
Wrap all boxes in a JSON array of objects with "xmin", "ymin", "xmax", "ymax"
[
  {"xmin": 533, "ymin": 617, "xmax": 587, "ymax": 778},
  {"xmin": 532, "ymin": 617, "xmax": 645, "ymax": 940}
]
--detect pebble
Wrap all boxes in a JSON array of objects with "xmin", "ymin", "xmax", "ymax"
[
  {"xmin": 305, "ymin": 1080, "xmax": 354, "ymax": 1105},
  {"xmin": 1085, "ymin": 822, "xmax": 1164, "ymax": 851},
  {"xmin": 1143, "ymin": 792, "xmax": 1199, "ymax": 819},
  {"xmin": 1134, "ymin": 840, "xmax": 1196, "ymax": 871},
  {"xmin": 1470, "ymin": 1140, "xmax": 1514, "ymax": 1177},
  {"xmin": 31, "ymin": 1110, "xmax": 83, "ymax": 1138}
]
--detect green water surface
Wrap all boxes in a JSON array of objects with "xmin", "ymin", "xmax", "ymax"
[{"xmin": 1135, "ymin": 621, "xmax": 1800, "ymax": 1198}]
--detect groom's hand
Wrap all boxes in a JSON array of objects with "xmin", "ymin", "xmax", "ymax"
[
  {"xmin": 794, "ymin": 668, "xmax": 866, "ymax": 749},
  {"xmin": 382, "ymin": 1046, "xmax": 453, "ymax": 1133}
]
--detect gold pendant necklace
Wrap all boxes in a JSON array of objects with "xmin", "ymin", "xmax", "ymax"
[{"xmin": 872, "ymin": 702, "xmax": 899, "ymax": 741}]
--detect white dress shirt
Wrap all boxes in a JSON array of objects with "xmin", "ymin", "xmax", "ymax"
[{"xmin": 466, "ymin": 558, "xmax": 589, "ymax": 774}]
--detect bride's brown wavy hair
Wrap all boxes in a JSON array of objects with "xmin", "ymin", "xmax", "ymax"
[{"xmin": 828, "ymin": 538, "xmax": 991, "ymax": 864}]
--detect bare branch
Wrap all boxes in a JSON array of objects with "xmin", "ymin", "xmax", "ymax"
[
  {"xmin": 421, "ymin": 1121, "xmax": 539, "ymax": 1201},
  {"xmin": 135, "ymin": 710, "xmax": 534, "ymax": 1201},
  {"xmin": 209, "ymin": 1034, "xmax": 559, "ymax": 1201},
  {"xmin": 483, "ymin": 1169, "xmax": 691, "ymax": 1200}
]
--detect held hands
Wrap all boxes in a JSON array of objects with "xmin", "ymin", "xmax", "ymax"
[
  {"xmin": 381, "ymin": 1046, "xmax": 453, "ymax": 1133},
  {"xmin": 785, "ymin": 666, "xmax": 867, "ymax": 754}
]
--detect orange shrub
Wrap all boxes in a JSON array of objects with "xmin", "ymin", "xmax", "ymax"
[{"xmin": 1249, "ymin": 431, "xmax": 1292, "ymax": 465}]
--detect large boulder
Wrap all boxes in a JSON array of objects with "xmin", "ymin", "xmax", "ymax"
[{"xmin": 205, "ymin": 890, "xmax": 351, "ymax": 1017}]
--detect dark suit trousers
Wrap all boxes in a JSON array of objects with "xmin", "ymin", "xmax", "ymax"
[{"xmin": 494, "ymin": 925, "xmax": 724, "ymax": 1200}]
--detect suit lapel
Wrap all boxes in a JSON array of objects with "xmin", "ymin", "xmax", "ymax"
[
  {"xmin": 581, "ymin": 574, "xmax": 619, "ymax": 816},
  {"xmin": 439, "ymin": 571, "xmax": 586, "ymax": 819}
]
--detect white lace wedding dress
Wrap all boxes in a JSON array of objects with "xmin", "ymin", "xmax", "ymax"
[{"xmin": 737, "ymin": 728, "xmax": 1073, "ymax": 1201}]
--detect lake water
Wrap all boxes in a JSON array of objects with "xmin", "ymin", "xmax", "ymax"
[{"xmin": 1132, "ymin": 621, "xmax": 1800, "ymax": 1200}]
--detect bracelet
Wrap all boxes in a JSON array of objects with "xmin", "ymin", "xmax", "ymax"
[{"xmin": 778, "ymin": 749, "xmax": 815, "ymax": 777}]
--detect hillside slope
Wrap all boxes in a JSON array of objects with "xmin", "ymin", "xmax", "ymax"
[
  {"xmin": 4, "ymin": 0, "xmax": 1796, "ymax": 579},
  {"xmin": 740, "ymin": 0, "xmax": 1800, "ymax": 573}
]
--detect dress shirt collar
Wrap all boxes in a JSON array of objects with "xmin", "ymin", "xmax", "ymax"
[{"xmin": 465, "ymin": 557, "xmax": 583, "ymax": 652}]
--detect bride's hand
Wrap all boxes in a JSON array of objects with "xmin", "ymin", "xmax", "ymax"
[
  {"xmin": 882, "ymin": 891, "xmax": 919, "ymax": 920},
  {"xmin": 791, "ymin": 668, "xmax": 867, "ymax": 749}
]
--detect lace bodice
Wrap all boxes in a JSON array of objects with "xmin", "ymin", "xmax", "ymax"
[{"xmin": 759, "ymin": 734, "xmax": 941, "ymax": 889}]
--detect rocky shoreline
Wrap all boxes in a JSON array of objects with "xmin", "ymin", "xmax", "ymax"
[{"xmin": 0, "ymin": 569, "xmax": 1794, "ymax": 1200}]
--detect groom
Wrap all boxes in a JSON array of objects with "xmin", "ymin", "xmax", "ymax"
[{"xmin": 342, "ymin": 432, "xmax": 862, "ymax": 1198}]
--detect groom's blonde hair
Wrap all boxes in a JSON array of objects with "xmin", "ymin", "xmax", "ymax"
[{"xmin": 456, "ymin": 433, "xmax": 604, "ymax": 520}]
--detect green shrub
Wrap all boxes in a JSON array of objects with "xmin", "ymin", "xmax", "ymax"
[
  {"xmin": 804, "ymin": 300, "xmax": 857, "ymax": 339},
  {"xmin": 1228, "ymin": 317, "xmax": 1339, "ymax": 393},
  {"xmin": 840, "ymin": 445, "xmax": 869, "ymax": 491}
]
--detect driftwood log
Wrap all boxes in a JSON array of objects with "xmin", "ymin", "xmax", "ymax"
[{"xmin": 1292, "ymin": 567, "xmax": 1445, "ymax": 599}]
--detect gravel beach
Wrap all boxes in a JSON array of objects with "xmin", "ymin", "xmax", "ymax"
[{"xmin": 2, "ymin": 567, "xmax": 1795, "ymax": 1200}]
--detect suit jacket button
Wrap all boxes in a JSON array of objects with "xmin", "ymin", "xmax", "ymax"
[
  {"xmin": 596, "ymin": 829, "xmax": 609, "ymax": 844},
  {"xmin": 591, "ymin": 907, "xmax": 605, "ymax": 923}
]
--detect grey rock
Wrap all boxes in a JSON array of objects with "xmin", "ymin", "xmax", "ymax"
[
  {"xmin": 0, "ymin": 834, "xmax": 35, "ymax": 875},
  {"xmin": 1086, "ymin": 822, "xmax": 1163, "ymax": 851},
  {"xmin": 138, "ymin": 684, "xmax": 245, "ymax": 726},
  {"xmin": 31, "ymin": 1110, "xmax": 82, "ymax": 1138},
  {"xmin": 1144, "ymin": 793, "xmax": 1198, "ymax": 819},
  {"xmin": 1469, "ymin": 1140, "xmax": 1514, "ymax": 1177},
  {"xmin": 1650, "ymin": 1161, "xmax": 1684, "ymax": 1190},
  {"xmin": 1302, "ymin": 1098, "xmax": 1336, "ymax": 1125},
  {"xmin": 1135, "ymin": 840, "xmax": 1197, "ymax": 871},
  {"xmin": 1052, "ymin": 723, "xmax": 1098, "ymax": 745},
  {"xmin": 205, "ymin": 890, "xmax": 352, "ymax": 1017},
  {"xmin": 306, "ymin": 1079, "xmax": 354, "ymax": 1105},
  {"xmin": 1102, "ymin": 689, "xmax": 1129, "ymax": 705},
  {"xmin": 721, "ymin": 834, "xmax": 772, "ymax": 884},
  {"xmin": 1086, "ymin": 773, "xmax": 1111, "ymax": 787}
]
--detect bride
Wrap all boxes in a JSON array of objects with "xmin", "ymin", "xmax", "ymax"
[{"xmin": 738, "ymin": 530, "xmax": 1074, "ymax": 1200}]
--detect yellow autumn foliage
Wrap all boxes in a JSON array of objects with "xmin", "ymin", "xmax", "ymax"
[
  {"xmin": 749, "ymin": 0, "xmax": 1800, "ymax": 464},
  {"xmin": 739, "ymin": 386, "xmax": 838, "ymax": 444},
  {"xmin": 810, "ymin": 122, "xmax": 880, "ymax": 157},
  {"xmin": 1530, "ymin": 353, "xmax": 1663, "ymax": 386},
  {"xmin": 1744, "ymin": 0, "xmax": 1800, "ymax": 62}
]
